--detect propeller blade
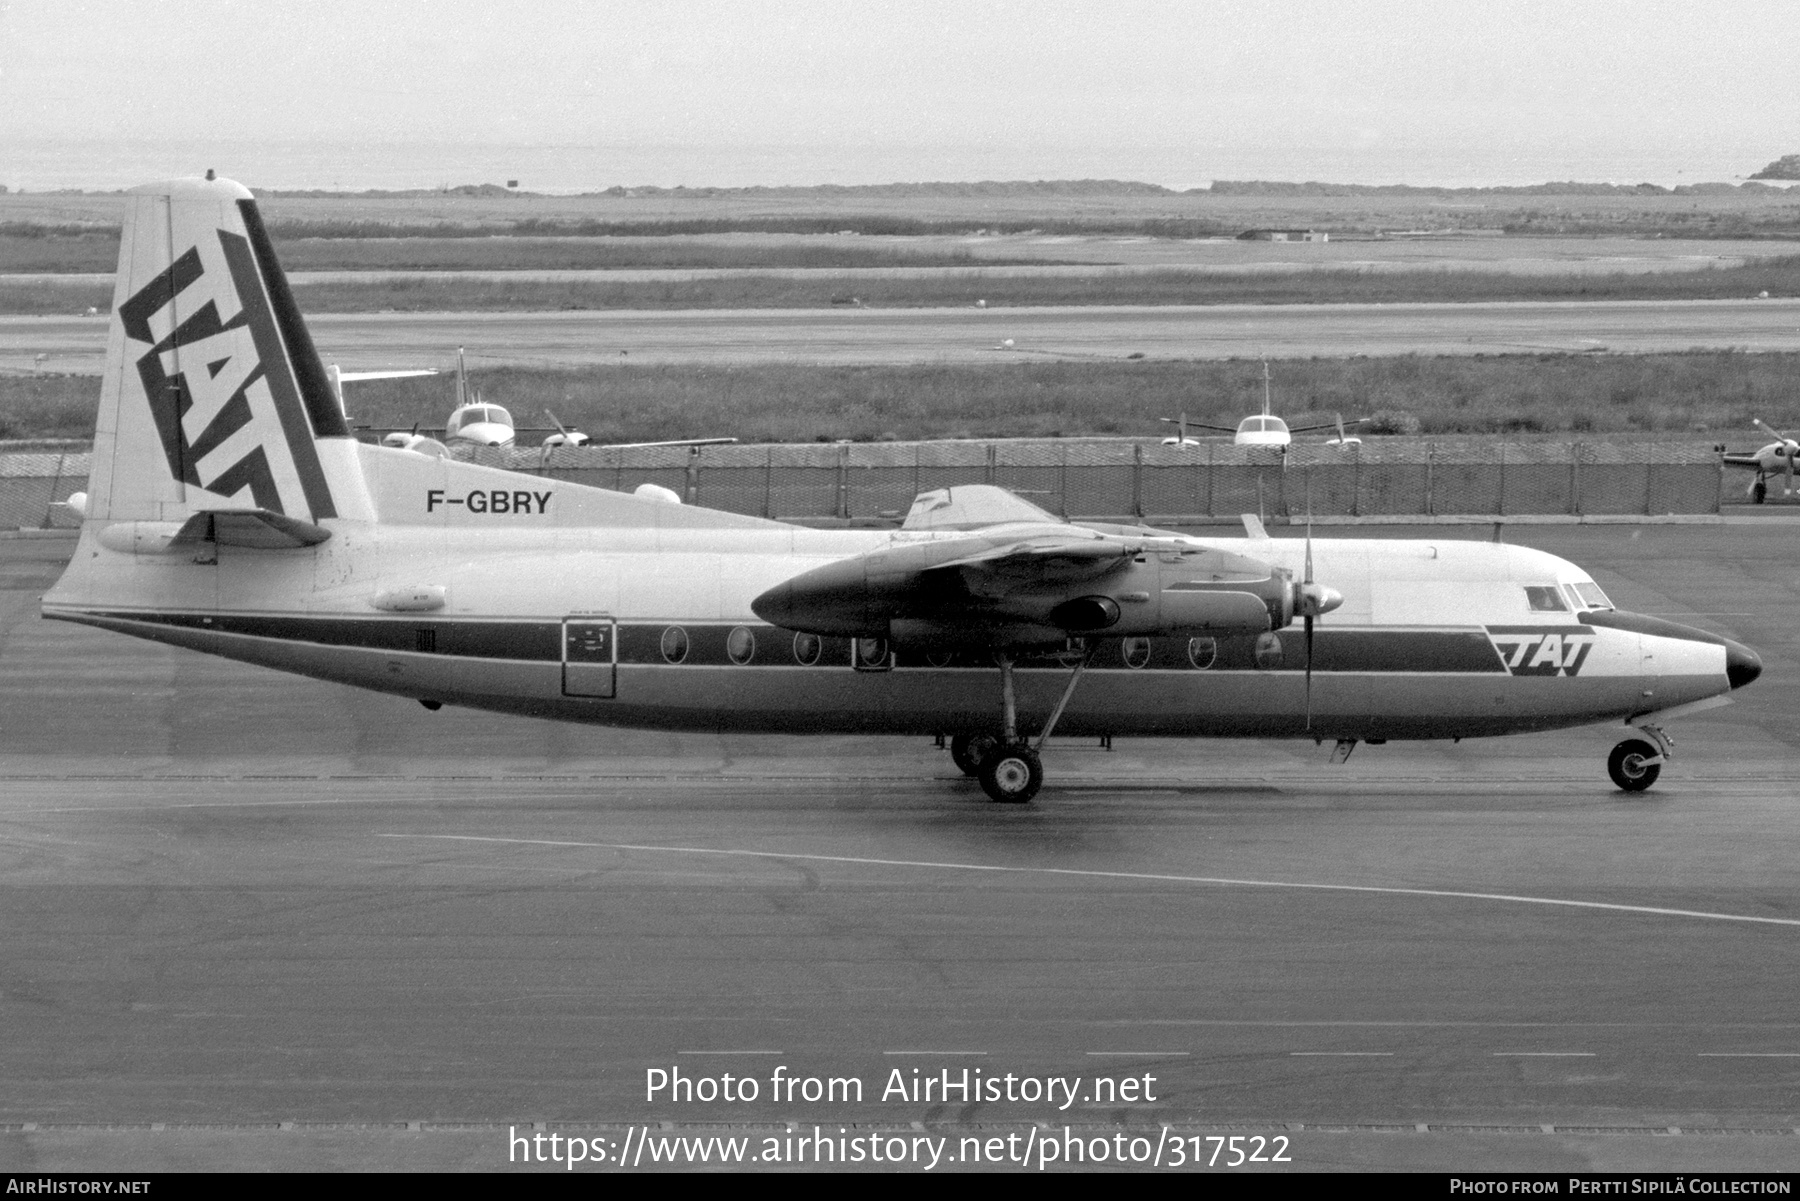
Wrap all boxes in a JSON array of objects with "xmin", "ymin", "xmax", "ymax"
[{"xmin": 1304, "ymin": 612, "xmax": 1314, "ymax": 732}]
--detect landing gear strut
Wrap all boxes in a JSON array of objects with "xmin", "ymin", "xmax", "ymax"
[{"xmin": 966, "ymin": 646, "xmax": 1094, "ymax": 804}]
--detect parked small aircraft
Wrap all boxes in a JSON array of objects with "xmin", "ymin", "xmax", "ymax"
[
  {"xmin": 42, "ymin": 178, "xmax": 1761, "ymax": 804},
  {"xmin": 1161, "ymin": 361, "xmax": 1367, "ymax": 449},
  {"xmin": 362, "ymin": 350, "xmax": 736, "ymax": 454},
  {"xmin": 1722, "ymin": 418, "xmax": 1800, "ymax": 503}
]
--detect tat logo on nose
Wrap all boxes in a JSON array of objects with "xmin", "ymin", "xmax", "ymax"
[{"xmin": 1486, "ymin": 626, "xmax": 1598, "ymax": 676}]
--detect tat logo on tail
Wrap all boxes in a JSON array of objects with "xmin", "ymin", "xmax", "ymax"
[{"xmin": 117, "ymin": 228, "xmax": 336, "ymax": 519}]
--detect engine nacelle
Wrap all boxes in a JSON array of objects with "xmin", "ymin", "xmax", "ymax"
[{"xmin": 752, "ymin": 538, "xmax": 1300, "ymax": 644}]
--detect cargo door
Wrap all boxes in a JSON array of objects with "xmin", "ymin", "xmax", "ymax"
[{"xmin": 562, "ymin": 618, "xmax": 616, "ymax": 698}]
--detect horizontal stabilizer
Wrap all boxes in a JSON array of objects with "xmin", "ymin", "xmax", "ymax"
[{"xmin": 169, "ymin": 508, "xmax": 332, "ymax": 549}]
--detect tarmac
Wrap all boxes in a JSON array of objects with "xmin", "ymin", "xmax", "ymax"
[
  {"xmin": 7, "ymin": 296, "xmax": 1800, "ymax": 374},
  {"xmin": 0, "ymin": 523, "xmax": 1796, "ymax": 1172}
]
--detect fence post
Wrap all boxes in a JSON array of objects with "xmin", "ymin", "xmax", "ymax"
[
  {"xmin": 1204, "ymin": 441, "xmax": 1215, "ymax": 517},
  {"xmin": 1496, "ymin": 439, "xmax": 1507, "ymax": 517},
  {"xmin": 1643, "ymin": 446, "xmax": 1654, "ymax": 516},
  {"xmin": 762, "ymin": 446, "xmax": 773, "ymax": 518},
  {"xmin": 1570, "ymin": 442, "xmax": 1582, "ymax": 516},
  {"xmin": 1424, "ymin": 443, "xmax": 1435, "ymax": 516},
  {"xmin": 836, "ymin": 443, "xmax": 850, "ymax": 519},
  {"xmin": 985, "ymin": 443, "xmax": 997, "ymax": 485},
  {"xmin": 1058, "ymin": 442, "xmax": 1069, "ymax": 519},
  {"xmin": 1131, "ymin": 442, "xmax": 1143, "ymax": 520},
  {"xmin": 685, "ymin": 446, "xmax": 701, "ymax": 505},
  {"xmin": 1351, "ymin": 444, "xmax": 1361, "ymax": 518},
  {"xmin": 41, "ymin": 453, "xmax": 66, "ymax": 529}
]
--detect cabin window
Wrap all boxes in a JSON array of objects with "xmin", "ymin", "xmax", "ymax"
[
  {"xmin": 660, "ymin": 626, "xmax": 689, "ymax": 664},
  {"xmin": 1121, "ymin": 637, "xmax": 1152, "ymax": 669},
  {"xmin": 854, "ymin": 637, "xmax": 890, "ymax": 670},
  {"xmin": 1572, "ymin": 582, "xmax": 1614, "ymax": 611},
  {"xmin": 792, "ymin": 632, "xmax": 821, "ymax": 666},
  {"xmin": 1187, "ymin": 636, "xmax": 1217, "ymax": 670},
  {"xmin": 727, "ymin": 626, "xmax": 756, "ymax": 665},
  {"xmin": 1253, "ymin": 631, "xmax": 1283, "ymax": 670},
  {"xmin": 1524, "ymin": 586, "xmax": 1567, "ymax": 612}
]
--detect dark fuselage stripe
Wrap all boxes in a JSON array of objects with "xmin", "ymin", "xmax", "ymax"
[{"xmin": 78, "ymin": 612, "xmax": 1511, "ymax": 674}]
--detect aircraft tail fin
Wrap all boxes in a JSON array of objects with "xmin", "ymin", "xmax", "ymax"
[{"xmin": 89, "ymin": 176, "xmax": 371, "ymax": 524}]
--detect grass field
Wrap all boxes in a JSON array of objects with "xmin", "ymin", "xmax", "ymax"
[
  {"xmin": 7, "ymin": 351, "xmax": 1795, "ymax": 444},
  {"xmin": 0, "ymin": 232, "xmax": 1050, "ymax": 275},
  {"xmin": 8, "ymin": 255, "xmax": 1798, "ymax": 317},
  {"xmin": 7, "ymin": 183, "xmax": 1800, "ymax": 239}
]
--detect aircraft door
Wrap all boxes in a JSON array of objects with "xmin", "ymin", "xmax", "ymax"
[{"xmin": 562, "ymin": 618, "xmax": 616, "ymax": 698}]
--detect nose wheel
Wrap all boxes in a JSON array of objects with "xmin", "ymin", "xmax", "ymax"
[{"xmin": 1608, "ymin": 737, "xmax": 1663, "ymax": 792}]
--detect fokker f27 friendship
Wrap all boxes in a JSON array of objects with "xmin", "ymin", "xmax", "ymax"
[{"xmin": 42, "ymin": 178, "xmax": 1762, "ymax": 802}]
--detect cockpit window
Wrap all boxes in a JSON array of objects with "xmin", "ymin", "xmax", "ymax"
[
  {"xmin": 1571, "ymin": 582, "xmax": 1613, "ymax": 611},
  {"xmin": 488, "ymin": 406, "xmax": 513, "ymax": 426},
  {"xmin": 1524, "ymin": 586, "xmax": 1567, "ymax": 612}
]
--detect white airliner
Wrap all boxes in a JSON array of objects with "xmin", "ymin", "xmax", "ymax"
[{"xmin": 41, "ymin": 178, "xmax": 1761, "ymax": 803}]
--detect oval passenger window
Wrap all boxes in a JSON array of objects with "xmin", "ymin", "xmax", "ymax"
[{"xmin": 1187, "ymin": 637, "xmax": 1217, "ymax": 669}]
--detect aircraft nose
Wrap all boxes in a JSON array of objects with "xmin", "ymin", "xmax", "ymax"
[{"xmin": 1725, "ymin": 638, "xmax": 1762, "ymax": 690}]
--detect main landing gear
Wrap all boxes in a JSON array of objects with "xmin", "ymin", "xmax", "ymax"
[
  {"xmin": 1608, "ymin": 723, "xmax": 1671, "ymax": 793},
  {"xmin": 948, "ymin": 646, "xmax": 1094, "ymax": 804}
]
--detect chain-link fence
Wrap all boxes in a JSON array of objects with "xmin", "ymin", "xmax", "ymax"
[
  {"xmin": 0, "ymin": 440, "xmax": 1724, "ymax": 529},
  {"xmin": 0, "ymin": 452, "xmax": 89, "ymax": 529}
]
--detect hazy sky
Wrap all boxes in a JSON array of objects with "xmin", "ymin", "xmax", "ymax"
[{"xmin": 3, "ymin": 1, "xmax": 1796, "ymax": 187}]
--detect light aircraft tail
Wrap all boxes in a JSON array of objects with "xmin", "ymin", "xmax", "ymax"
[{"xmin": 89, "ymin": 176, "xmax": 372, "ymax": 525}]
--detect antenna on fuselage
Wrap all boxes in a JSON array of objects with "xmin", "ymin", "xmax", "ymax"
[
  {"xmin": 1261, "ymin": 358, "xmax": 1272, "ymax": 417},
  {"xmin": 455, "ymin": 347, "xmax": 468, "ymax": 409}
]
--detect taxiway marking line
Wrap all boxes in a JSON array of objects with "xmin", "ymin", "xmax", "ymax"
[
  {"xmin": 1085, "ymin": 1051, "xmax": 1191, "ymax": 1057},
  {"xmin": 1492, "ymin": 1052, "xmax": 1596, "ymax": 1057},
  {"xmin": 677, "ymin": 1051, "xmax": 785, "ymax": 1056},
  {"xmin": 378, "ymin": 833, "xmax": 1800, "ymax": 930},
  {"xmin": 1696, "ymin": 1053, "xmax": 1800, "ymax": 1058},
  {"xmin": 1290, "ymin": 1052, "xmax": 1394, "ymax": 1057},
  {"xmin": 883, "ymin": 1051, "xmax": 987, "ymax": 1056}
]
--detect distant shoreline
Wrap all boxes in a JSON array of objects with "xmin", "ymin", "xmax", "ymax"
[{"xmin": 11, "ymin": 178, "xmax": 1800, "ymax": 200}]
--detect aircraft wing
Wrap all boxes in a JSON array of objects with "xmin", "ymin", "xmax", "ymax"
[
  {"xmin": 1158, "ymin": 418, "xmax": 1238, "ymax": 434},
  {"xmin": 1722, "ymin": 453, "xmax": 1767, "ymax": 469},
  {"xmin": 604, "ymin": 437, "xmax": 740, "ymax": 449},
  {"xmin": 355, "ymin": 424, "xmax": 448, "ymax": 437},
  {"xmin": 1288, "ymin": 416, "xmax": 1371, "ymax": 435},
  {"xmin": 335, "ymin": 370, "xmax": 438, "ymax": 383}
]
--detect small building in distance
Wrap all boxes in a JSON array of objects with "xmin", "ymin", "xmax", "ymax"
[{"xmin": 1236, "ymin": 228, "xmax": 1328, "ymax": 242}]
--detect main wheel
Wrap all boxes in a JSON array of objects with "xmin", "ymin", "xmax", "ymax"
[
  {"xmin": 1607, "ymin": 738, "xmax": 1662, "ymax": 792},
  {"xmin": 950, "ymin": 733, "xmax": 999, "ymax": 777},
  {"xmin": 1752, "ymin": 478, "xmax": 1768, "ymax": 504},
  {"xmin": 979, "ymin": 743, "xmax": 1043, "ymax": 804}
]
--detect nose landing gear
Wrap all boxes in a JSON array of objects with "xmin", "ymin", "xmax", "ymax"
[{"xmin": 1608, "ymin": 722, "xmax": 1671, "ymax": 792}]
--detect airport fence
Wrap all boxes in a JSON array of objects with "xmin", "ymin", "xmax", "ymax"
[
  {"xmin": 1, "ymin": 439, "xmax": 1724, "ymax": 530},
  {"xmin": 524, "ymin": 437, "xmax": 1723, "ymax": 522}
]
